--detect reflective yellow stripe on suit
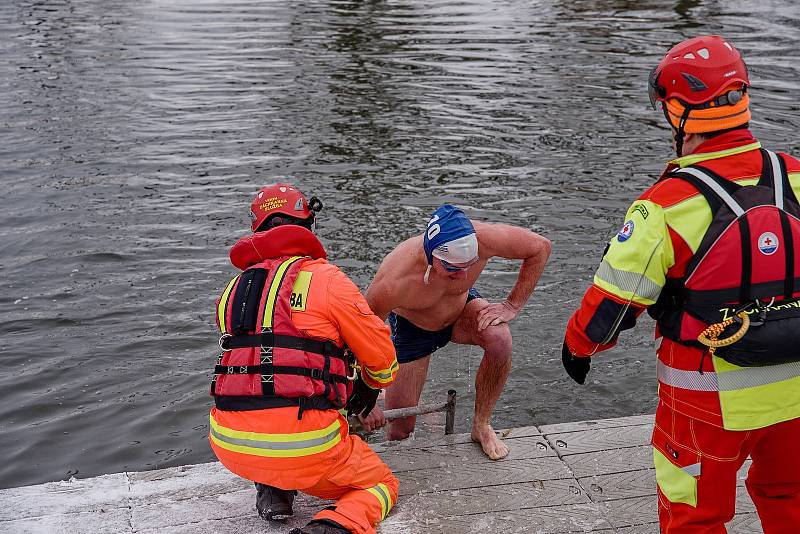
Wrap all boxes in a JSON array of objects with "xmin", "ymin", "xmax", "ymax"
[
  {"xmin": 217, "ymin": 277, "xmax": 238, "ymax": 334},
  {"xmin": 365, "ymin": 482, "xmax": 393, "ymax": 520},
  {"xmin": 670, "ymin": 141, "xmax": 761, "ymax": 168},
  {"xmin": 364, "ymin": 361, "xmax": 399, "ymax": 385},
  {"xmin": 262, "ymin": 256, "xmax": 304, "ymax": 329},
  {"xmin": 657, "ymin": 358, "xmax": 800, "ymax": 430},
  {"xmin": 209, "ymin": 415, "xmax": 342, "ymax": 458}
]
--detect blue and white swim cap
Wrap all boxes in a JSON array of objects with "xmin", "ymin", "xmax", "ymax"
[{"xmin": 423, "ymin": 204, "xmax": 478, "ymax": 268}]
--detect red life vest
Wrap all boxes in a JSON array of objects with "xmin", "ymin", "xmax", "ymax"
[
  {"xmin": 210, "ymin": 226, "xmax": 353, "ymax": 415},
  {"xmin": 651, "ymin": 148, "xmax": 800, "ymax": 366}
]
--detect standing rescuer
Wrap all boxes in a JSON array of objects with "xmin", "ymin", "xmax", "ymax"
[
  {"xmin": 563, "ymin": 36, "xmax": 800, "ymax": 532},
  {"xmin": 208, "ymin": 183, "xmax": 400, "ymax": 534}
]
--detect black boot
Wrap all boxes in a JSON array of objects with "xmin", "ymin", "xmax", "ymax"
[
  {"xmin": 255, "ymin": 482, "xmax": 296, "ymax": 521},
  {"xmin": 287, "ymin": 518, "xmax": 351, "ymax": 534}
]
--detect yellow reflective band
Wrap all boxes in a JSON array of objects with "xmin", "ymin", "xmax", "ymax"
[
  {"xmin": 262, "ymin": 256, "xmax": 304, "ymax": 329},
  {"xmin": 657, "ymin": 358, "xmax": 800, "ymax": 430},
  {"xmin": 714, "ymin": 357, "xmax": 800, "ymax": 430},
  {"xmin": 364, "ymin": 361, "xmax": 399, "ymax": 385},
  {"xmin": 594, "ymin": 259, "xmax": 663, "ymax": 305},
  {"xmin": 366, "ymin": 482, "xmax": 392, "ymax": 520},
  {"xmin": 209, "ymin": 415, "xmax": 342, "ymax": 458},
  {"xmin": 658, "ymin": 359, "xmax": 800, "ymax": 393},
  {"xmin": 217, "ymin": 276, "xmax": 239, "ymax": 334},
  {"xmin": 653, "ymin": 448, "xmax": 698, "ymax": 507},
  {"xmin": 670, "ymin": 141, "xmax": 761, "ymax": 168}
]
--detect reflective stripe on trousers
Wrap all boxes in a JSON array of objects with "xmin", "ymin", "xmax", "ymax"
[
  {"xmin": 209, "ymin": 414, "xmax": 342, "ymax": 458},
  {"xmin": 365, "ymin": 482, "xmax": 393, "ymax": 520},
  {"xmin": 657, "ymin": 359, "xmax": 800, "ymax": 391}
]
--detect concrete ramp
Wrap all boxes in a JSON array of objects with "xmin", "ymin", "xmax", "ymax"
[{"xmin": 0, "ymin": 415, "xmax": 762, "ymax": 533}]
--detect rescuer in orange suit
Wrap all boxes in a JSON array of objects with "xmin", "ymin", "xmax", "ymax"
[
  {"xmin": 563, "ymin": 36, "xmax": 800, "ymax": 533},
  {"xmin": 208, "ymin": 183, "xmax": 400, "ymax": 534}
]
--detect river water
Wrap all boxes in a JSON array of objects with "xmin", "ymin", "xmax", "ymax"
[{"xmin": 2, "ymin": 0, "xmax": 800, "ymax": 489}]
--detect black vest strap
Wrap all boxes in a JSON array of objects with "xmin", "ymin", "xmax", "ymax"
[
  {"xmin": 221, "ymin": 332, "xmax": 345, "ymax": 359},
  {"xmin": 757, "ymin": 148, "xmax": 775, "ymax": 188},
  {"xmin": 230, "ymin": 268, "xmax": 268, "ymax": 335},
  {"xmin": 757, "ymin": 148, "xmax": 800, "ymax": 206},
  {"xmin": 780, "ymin": 210, "xmax": 796, "ymax": 300},
  {"xmin": 214, "ymin": 364, "xmax": 349, "ymax": 384},
  {"xmin": 214, "ymin": 395, "xmax": 335, "ymax": 414},
  {"xmin": 738, "ymin": 215, "xmax": 753, "ymax": 302},
  {"xmin": 777, "ymin": 151, "xmax": 800, "ymax": 205}
]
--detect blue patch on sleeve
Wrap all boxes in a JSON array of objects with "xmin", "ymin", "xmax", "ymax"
[{"xmin": 617, "ymin": 220, "xmax": 635, "ymax": 242}]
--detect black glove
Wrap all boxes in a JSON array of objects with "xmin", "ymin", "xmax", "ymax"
[
  {"xmin": 562, "ymin": 341, "xmax": 591, "ymax": 385},
  {"xmin": 346, "ymin": 377, "xmax": 380, "ymax": 417}
]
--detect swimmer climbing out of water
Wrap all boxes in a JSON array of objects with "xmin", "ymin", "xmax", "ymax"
[{"xmin": 362, "ymin": 204, "xmax": 551, "ymax": 460}]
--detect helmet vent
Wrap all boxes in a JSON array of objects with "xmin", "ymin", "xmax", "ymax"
[
  {"xmin": 723, "ymin": 42, "xmax": 733, "ymax": 51},
  {"xmin": 681, "ymin": 72, "xmax": 708, "ymax": 92},
  {"xmin": 697, "ymin": 48, "xmax": 710, "ymax": 59},
  {"xmin": 683, "ymin": 52, "xmax": 696, "ymax": 60}
]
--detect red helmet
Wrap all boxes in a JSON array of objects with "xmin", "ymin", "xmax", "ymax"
[
  {"xmin": 249, "ymin": 183, "xmax": 316, "ymax": 232},
  {"xmin": 649, "ymin": 36, "xmax": 751, "ymax": 134}
]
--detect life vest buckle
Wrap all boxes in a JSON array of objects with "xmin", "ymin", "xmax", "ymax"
[
  {"xmin": 219, "ymin": 334, "xmax": 232, "ymax": 352},
  {"xmin": 750, "ymin": 297, "xmax": 775, "ymax": 327}
]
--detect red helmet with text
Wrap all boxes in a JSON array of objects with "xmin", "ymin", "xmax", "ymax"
[
  {"xmin": 649, "ymin": 35, "xmax": 750, "ymax": 135},
  {"xmin": 248, "ymin": 183, "xmax": 322, "ymax": 232}
]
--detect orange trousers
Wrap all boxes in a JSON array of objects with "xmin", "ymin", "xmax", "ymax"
[
  {"xmin": 301, "ymin": 435, "xmax": 398, "ymax": 534},
  {"xmin": 210, "ymin": 407, "xmax": 397, "ymax": 534},
  {"xmin": 654, "ymin": 401, "xmax": 800, "ymax": 533}
]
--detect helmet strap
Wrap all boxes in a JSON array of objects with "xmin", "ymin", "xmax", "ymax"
[{"xmin": 668, "ymin": 106, "xmax": 692, "ymax": 158}]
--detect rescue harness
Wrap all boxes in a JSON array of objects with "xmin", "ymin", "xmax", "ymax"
[{"xmin": 651, "ymin": 148, "xmax": 800, "ymax": 367}]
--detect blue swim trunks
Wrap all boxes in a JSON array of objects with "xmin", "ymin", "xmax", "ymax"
[{"xmin": 389, "ymin": 288, "xmax": 482, "ymax": 364}]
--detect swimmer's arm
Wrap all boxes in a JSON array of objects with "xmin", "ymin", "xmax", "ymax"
[
  {"xmin": 365, "ymin": 270, "xmax": 397, "ymax": 322},
  {"xmin": 479, "ymin": 222, "xmax": 552, "ymax": 311}
]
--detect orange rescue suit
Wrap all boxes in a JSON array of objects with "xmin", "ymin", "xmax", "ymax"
[{"xmin": 209, "ymin": 225, "xmax": 399, "ymax": 534}]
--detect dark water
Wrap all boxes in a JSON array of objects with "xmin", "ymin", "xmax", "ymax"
[{"xmin": 2, "ymin": 0, "xmax": 800, "ymax": 489}]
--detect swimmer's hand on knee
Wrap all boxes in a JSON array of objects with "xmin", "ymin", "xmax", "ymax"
[{"xmin": 477, "ymin": 300, "xmax": 519, "ymax": 331}]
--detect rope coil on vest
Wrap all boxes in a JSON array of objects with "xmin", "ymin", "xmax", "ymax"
[{"xmin": 696, "ymin": 311, "xmax": 751, "ymax": 356}]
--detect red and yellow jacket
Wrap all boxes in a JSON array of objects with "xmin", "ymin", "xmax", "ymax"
[{"xmin": 566, "ymin": 130, "xmax": 800, "ymax": 430}]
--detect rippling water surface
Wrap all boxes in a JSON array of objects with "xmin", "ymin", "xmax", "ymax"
[{"xmin": 2, "ymin": 0, "xmax": 800, "ymax": 488}]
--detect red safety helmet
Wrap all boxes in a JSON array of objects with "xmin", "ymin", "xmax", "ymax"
[
  {"xmin": 649, "ymin": 35, "xmax": 751, "ymax": 136},
  {"xmin": 248, "ymin": 183, "xmax": 320, "ymax": 232}
]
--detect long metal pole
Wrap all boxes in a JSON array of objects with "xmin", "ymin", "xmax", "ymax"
[
  {"xmin": 382, "ymin": 402, "xmax": 447, "ymax": 420},
  {"xmin": 351, "ymin": 390, "xmax": 458, "ymax": 435}
]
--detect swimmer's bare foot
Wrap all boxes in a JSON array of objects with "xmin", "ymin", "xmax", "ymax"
[{"xmin": 471, "ymin": 423, "xmax": 509, "ymax": 460}]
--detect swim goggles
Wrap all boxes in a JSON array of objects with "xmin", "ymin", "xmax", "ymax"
[{"xmin": 439, "ymin": 256, "xmax": 479, "ymax": 272}]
